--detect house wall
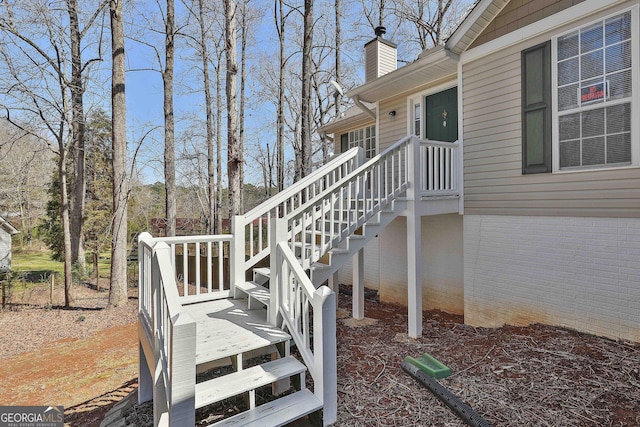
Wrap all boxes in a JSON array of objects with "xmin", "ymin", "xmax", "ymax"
[
  {"xmin": 378, "ymin": 96, "xmax": 409, "ymax": 151},
  {"xmin": 461, "ymin": 0, "xmax": 640, "ymax": 343},
  {"xmin": 462, "ymin": 1, "xmax": 640, "ymax": 218},
  {"xmin": 0, "ymin": 228, "xmax": 11, "ymax": 271},
  {"xmin": 464, "ymin": 215, "xmax": 640, "ymax": 342},
  {"xmin": 336, "ymin": 237, "xmax": 380, "ymax": 290},
  {"xmin": 338, "ymin": 214, "xmax": 464, "ymax": 315},
  {"xmin": 470, "ymin": 0, "xmax": 586, "ymax": 49}
]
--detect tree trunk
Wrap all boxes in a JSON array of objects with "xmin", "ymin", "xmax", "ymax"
[
  {"xmin": 68, "ymin": 0, "xmax": 86, "ymax": 273},
  {"xmin": 239, "ymin": 0, "xmax": 247, "ymax": 211},
  {"xmin": 225, "ymin": 0, "xmax": 241, "ymax": 216},
  {"xmin": 164, "ymin": 0, "xmax": 177, "ymax": 236},
  {"xmin": 58, "ymin": 148, "xmax": 75, "ymax": 307},
  {"xmin": 197, "ymin": 0, "xmax": 215, "ymax": 234},
  {"xmin": 300, "ymin": 0, "xmax": 313, "ymax": 178},
  {"xmin": 109, "ymin": 0, "xmax": 128, "ymax": 308},
  {"xmin": 216, "ymin": 59, "xmax": 223, "ymax": 233},
  {"xmin": 276, "ymin": 0, "xmax": 285, "ymax": 193}
]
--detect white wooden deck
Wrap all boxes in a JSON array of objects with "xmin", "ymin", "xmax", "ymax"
[{"xmin": 183, "ymin": 298, "xmax": 291, "ymax": 365}]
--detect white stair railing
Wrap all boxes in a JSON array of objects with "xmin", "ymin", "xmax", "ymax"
[
  {"xmin": 271, "ymin": 225, "xmax": 337, "ymax": 426},
  {"xmin": 231, "ymin": 147, "xmax": 363, "ymax": 287},
  {"xmin": 285, "ymin": 136, "xmax": 414, "ymax": 272}
]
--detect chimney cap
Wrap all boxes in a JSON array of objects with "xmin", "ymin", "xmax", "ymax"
[{"xmin": 374, "ymin": 26, "xmax": 386, "ymax": 37}]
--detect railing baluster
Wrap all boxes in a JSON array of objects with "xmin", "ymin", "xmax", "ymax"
[
  {"xmin": 207, "ymin": 241, "xmax": 212, "ymax": 293},
  {"xmin": 195, "ymin": 242, "xmax": 200, "ymax": 294},
  {"xmin": 183, "ymin": 242, "xmax": 188, "ymax": 296}
]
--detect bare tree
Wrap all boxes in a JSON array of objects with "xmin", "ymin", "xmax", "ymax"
[
  {"xmin": 164, "ymin": 0, "xmax": 177, "ymax": 236},
  {"xmin": 225, "ymin": 0, "xmax": 241, "ymax": 216},
  {"xmin": 0, "ymin": 121, "xmax": 52, "ymax": 242},
  {"xmin": 0, "ymin": 0, "xmax": 106, "ymax": 306},
  {"xmin": 68, "ymin": 0, "xmax": 107, "ymax": 274},
  {"xmin": 109, "ymin": 0, "xmax": 128, "ymax": 307},
  {"xmin": 182, "ymin": 0, "xmax": 217, "ymax": 233},
  {"xmin": 299, "ymin": 0, "xmax": 313, "ymax": 179}
]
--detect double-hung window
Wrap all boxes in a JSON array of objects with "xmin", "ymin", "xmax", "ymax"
[{"xmin": 553, "ymin": 10, "xmax": 636, "ymax": 171}]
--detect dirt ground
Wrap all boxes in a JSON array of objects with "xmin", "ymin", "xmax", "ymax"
[{"xmin": 0, "ymin": 282, "xmax": 639, "ymax": 426}]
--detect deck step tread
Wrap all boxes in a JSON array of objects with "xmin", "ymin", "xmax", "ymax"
[
  {"xmin": 253, "ymin": 267, "xmax": 270, "ymax": 279},
  {"xmin": 186, "ymin": 299, "xmax": 290, "ymax": 365},
  {"xmin": 235, "ymin": 281, "xmax": 271, "ymax": 309},
  {"xmin": 195, "ymin": 356, "xmax": 306, "ymax": 409},
  {"xmin": 210, "ymin": 389, "xmax": 322, "ymax": 427}
]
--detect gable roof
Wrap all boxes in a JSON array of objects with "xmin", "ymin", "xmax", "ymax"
[
  {"xmin": 347, "ymin": 0, "xmax": 510, "ymax": 104},
  {"xmin": 0, "ymin": 216, "xmax": 18, "ymax": 235},
  {"xmin": 445, "ymin": 0, "xmax": 510, "ymax": 55}
]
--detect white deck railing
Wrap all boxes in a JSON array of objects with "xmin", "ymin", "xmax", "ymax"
[
  {"xmin": 139, "ymin": 234, "xmax": 197, "ymax": 426},
  {"xmin": 231, "ymin": 147, "xmax": 363, "ymax": 287},
  {"xmin": 419, "ymin": 139, "xmax": 459, "ymax": 196},
  {"xmin": 272, "ymin": 235, "xmax": 337, "ymax": 426}
]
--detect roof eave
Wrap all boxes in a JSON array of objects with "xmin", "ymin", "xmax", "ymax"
[
  {"xmin": 445, "ymin": 0, "xmax": 511, "ymax": 55},
  {"xmin": 0, "ymin": 217, "xmax": 18, "ymax": 235},
  {"xmin": 346, "ymin": 46, "xmax": 458, "ymax": 103}
]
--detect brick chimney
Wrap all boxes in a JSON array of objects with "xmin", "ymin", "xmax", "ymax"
[{"xmin": 364, "ymin": 26, "xmax": 397, "ymax": 82}]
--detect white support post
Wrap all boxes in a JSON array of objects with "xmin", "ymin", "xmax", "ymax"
[
  {"xmin": 406, "ymin": 209, "xmax": 422, "ymax": 338},
  {"xmin": 352, "ymin": 248, "xmax": 364, "ymax": 320},
  {"xmin": 138, "ymin": 342, "xmax": 153, "ymax": 404},
  {"xmin": 406, "ymin": 136, "xmax": 423, "ymax": 338},
  {"xmin": 270, "ymin": 218, "xmax": 288, "ymax": 326},
  {"xmin": 313, "ymin": 286, "xmax": 337, "ymax": 426},
  {"xmin": 230, "ymin": 215, "xmax": 245, "ymax": 298},
  {"xmin": 168, "ymin": 313, "xmax": 197, "ymax": 427},
  {"xmin": 328, "ymin": 271, "xmax": 339, "ymax": 308}
]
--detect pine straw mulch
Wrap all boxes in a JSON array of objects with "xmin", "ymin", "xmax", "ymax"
[
  {"xmin": 122, "ymin": 287, "xmax": 640, "ymax": 426},
  {"xmin": 333, "ymin": 289, "xmax": 640, "ymax": 427}
]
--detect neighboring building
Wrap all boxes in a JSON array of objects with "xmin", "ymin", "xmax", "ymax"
[
  {"xmin": 0, "ymin": 216, "xmax": 19, "ymax": 272},
  {"xmin": 322, "ymin": 0, "xmax": 640, "ymax": 342}
]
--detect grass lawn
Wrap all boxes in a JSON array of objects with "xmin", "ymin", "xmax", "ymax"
[{"xmin": 12, "ymin": 250, "xmax": 64, "ymax": 280}]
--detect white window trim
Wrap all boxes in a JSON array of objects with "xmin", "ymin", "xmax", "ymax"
[{"xmin": 551, "ymin": 5, "xmax": 640, "ymax": 173}]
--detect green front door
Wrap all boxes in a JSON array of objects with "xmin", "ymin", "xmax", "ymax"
[{"xmin": 426, "ymin": 87, "xmax": 458, "ymax": 142}]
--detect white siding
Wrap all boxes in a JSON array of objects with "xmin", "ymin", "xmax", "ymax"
[
  {"xmin": 462, "ymin": 2, "xmax": 640, "ymax": 218},
  {"xmin": 0, "ymin": 228, "xmax": 12, "ymax": 271},
  {"xmin": 464, "ymin": 215, "xmax": 640, "ymax": 342}
]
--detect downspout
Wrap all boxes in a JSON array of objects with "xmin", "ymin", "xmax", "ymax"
[
  {"xmin": 353, "ymin": 95, "xmax": 376, "ymax": 120},
  {"xmin": 402, "ymin": 360, "xmax": 494, "ymax": 427}
]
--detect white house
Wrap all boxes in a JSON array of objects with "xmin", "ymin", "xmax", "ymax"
[
  {"xmin": 322, "ymin": 0, "xmax": 640, "ymax": 343},
  {"xmin": 0, "ymin": 216, "xmax": 18, "ymax": 272}
]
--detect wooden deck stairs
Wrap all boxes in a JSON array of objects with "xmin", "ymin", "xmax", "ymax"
[{"xmin": 137, "ymin": 136, "xmax": 460, "ymax": 426}]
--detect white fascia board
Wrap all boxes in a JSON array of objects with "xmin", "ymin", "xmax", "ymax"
[{"xmin": 445, "ymin": 0, "xmax": 508, "ymax": 54}]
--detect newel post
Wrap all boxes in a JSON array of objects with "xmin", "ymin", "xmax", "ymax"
[
  {"xmin": 406, "ymin": 136, "xmax": 421, "ymax": 201},
  {"xmin": 314, "ymin": 286, "xmax": 337, "ymax": 426},
  {"xmin": 269, "ymin": 218, "xmax": 288, "ymax": 326},
  {"xmin": 137, "ymin": 232, "xmax": 154, "ymax": 404},
  {"xmin": 230, "ymin": 215, "xmax": 245, "ymax": 297},
  {"xmin": 168, "ymin": 312, "xmax": 197, "ymax": 426}
]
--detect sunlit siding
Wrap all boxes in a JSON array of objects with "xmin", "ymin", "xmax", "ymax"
[
  {"xmin": 462, "ymin": 7, "xmax": 640, "ymax": 218},
  {"xmin": 378, "ymin": 97, "xmax": 408, "ymax": 152}
]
